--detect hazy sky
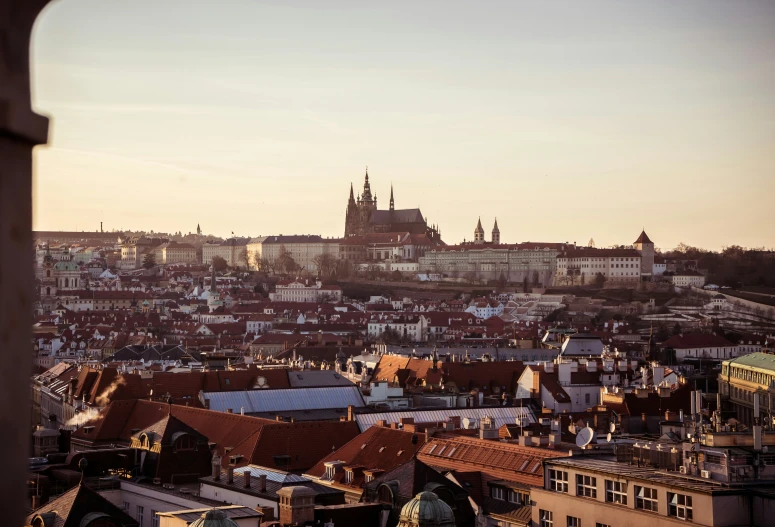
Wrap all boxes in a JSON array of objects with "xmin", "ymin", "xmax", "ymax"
[{"xmin": 31, "ymin": 0, "xmax": 774, "ymax": 250}]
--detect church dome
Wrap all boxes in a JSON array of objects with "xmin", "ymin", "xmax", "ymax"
[
  {"xmin": 398, "ymin": 491, "xmax": 456, "ymax": 527},
  {"xmin": 54, "ymin": 261, "xmax": 80, "ymax": 272},
  {"xmin": 188, "ymin": 509, "xmax": 239, "ymax": 527}
]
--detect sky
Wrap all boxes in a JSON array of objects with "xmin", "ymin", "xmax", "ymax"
[{"xmin": 31, "ymin": 0, "xmax": 775, "ymax": 251}]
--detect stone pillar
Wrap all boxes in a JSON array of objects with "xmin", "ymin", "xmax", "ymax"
[{"xmin": 0, "ymin": 0, "xmax": 52, "ymax": 524}]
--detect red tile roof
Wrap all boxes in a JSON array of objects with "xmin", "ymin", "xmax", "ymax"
[
  {"xmin": 660, "ymin": 333, "xmax": 734, "ymax": 349},
  {"xmin": 417, "ymin": 436, "xmax": 566, "ymax": 487},
  {"xmin": 306, "ymin": 426, "xmax": 427, "ymax": 488}
]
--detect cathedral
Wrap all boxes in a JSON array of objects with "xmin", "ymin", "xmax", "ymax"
[{"xmin": 344, "ymin": 168, "xmax": 442, "ymax": 241}]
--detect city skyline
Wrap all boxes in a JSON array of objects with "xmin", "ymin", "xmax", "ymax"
[{"xmin": 31, "ymin": 0, "xmax": 775, "ymax": 250}]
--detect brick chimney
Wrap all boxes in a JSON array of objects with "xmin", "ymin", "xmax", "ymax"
[
  {"xmin": 227, "ymin": 467, "xmax": 234, "ymax": 484},
  {"xmin": 258, "ymin": 474, "xmax": 267, "ymax": 493},
  {"xmin": 243, "ymin": 471, "xmax": 251, "ymax": 488}
]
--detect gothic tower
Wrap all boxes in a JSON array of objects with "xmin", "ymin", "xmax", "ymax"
[
  {"xmin": 492, "ymin": 218, "xmax": 500, "ymax": 244},
  {"xmin": 389, "ymin": 184, "xmax": 395, "ymax": 211},
  {"xmin": 474, "ymin": 218, "xmax": 485, "ymax": 244}
]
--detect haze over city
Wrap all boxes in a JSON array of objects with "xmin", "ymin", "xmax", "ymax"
[{"xmin": 31, "ymin": 0, "xmax": 775, "ymax": 249}]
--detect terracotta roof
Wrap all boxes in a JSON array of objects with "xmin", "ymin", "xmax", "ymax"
[
  {"xmin": 227, "ymin": 420, "xmax": 361, "ymax": 472},
  {"xmin": 660, "ymin": 333, "xmax": 734, "ymax": 349},
  {"xmin": 306, "ymin": 426, "xmax": 427, "ymax": 487},
  {"xmin": 417, "ymin": 436, "xmax": 565, "ymax": 487}
]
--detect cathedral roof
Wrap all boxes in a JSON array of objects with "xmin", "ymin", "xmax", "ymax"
[{"xmin": 370, "ymin": 209, "xmax": 425, "ymax": 225}]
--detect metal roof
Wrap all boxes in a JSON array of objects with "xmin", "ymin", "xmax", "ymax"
[
  {"xmin": 234, "ymin": 465, "xmax": 307, "ymax": 484},
  {"xmin": 724, "ymin": 352, "xmax": 775, "ymax": 373},
  {"xmin": 287, "ymin": 370, "xmax": 355, "ymax": 388},
  {"xmin": 203, "ymin": 386, "xmax": 365, "ymax": 413},
  {"xmin": 355, "ymin": 406, "xmax": 536, "ymax": 432}
]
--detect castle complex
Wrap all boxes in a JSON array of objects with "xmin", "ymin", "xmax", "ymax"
[{"xmin": 344, "ymin": 169, "xmax": 442, "ymax": 242}]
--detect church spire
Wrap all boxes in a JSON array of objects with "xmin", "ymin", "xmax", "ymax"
[
  {"xmin": 348, "ymin": 182, "xmax": 355, "ymax": 204},
  {"xmin": 389, "ymin": 184, "xmax": 394, "ymax": 211},
  {"xmin": 474, "ymin": 217, "xmax": 485, "ymax": 244},
  {"xmin": 492, "ymin": 218, "xmax": 500, "ymax": 244}
]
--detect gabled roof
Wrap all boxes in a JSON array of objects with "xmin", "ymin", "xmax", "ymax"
[
  {"xmin": 659, "ymin": 333, "xmax": 734, "ymax": 349},
  {"xmin": 369, "ymin": 208, "xmax": 425, "ymax": 225},
  {"xmin": 417, "ymin": 436, "xmax": 565, "ymax": 487},
  {"xmin": 306, "ymin": 425, "xmax": 427, "ymax": 487},
  {"xmin": 25, "ymin": 483, "xmax": 138, "ymax": 527}
]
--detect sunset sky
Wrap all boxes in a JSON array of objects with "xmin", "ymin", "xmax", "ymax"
[{"xmin": 31, "ymin": 0, "xmax": 775, "ymax": 250}]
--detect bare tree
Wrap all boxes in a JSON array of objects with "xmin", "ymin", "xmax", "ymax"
[
  {"xmin": 239, "ymin": 248, "xmax": 250, "ymax": 270},
  {"xmin": 313, "ymin": 253, "xmax": 337, "ymax": 278}
]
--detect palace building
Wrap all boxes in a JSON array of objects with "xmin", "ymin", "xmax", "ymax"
[{"xmin": 344, "ymin": 168, "xmax": 442, "ymax": 242}]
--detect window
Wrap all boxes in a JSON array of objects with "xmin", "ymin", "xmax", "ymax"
[
  {"xmin": 549, "ymin": 469, "xmax": 569, "ymax": 493},
  {"xmin": 152, "ymin": 510, "xmax": 159, "ymax": 527},
  {"xmin": 122, "ymin": 502, "xmax": 130, "ymax": 512},
  {"xmin": 491, "ymin": 486, "xmax": 505, "ymax": 500},
  {"xmin": 174, "ymin": 434, "xmax": 195, "ymax": 452},
  {"xmin": 137, "ymin": 505, "xmax": 144, "ymax": 524},
  {"xmin": 576, "ymin": 474, "xmax": 596, "ymax": 498},
  {"xmin": 668, "ymin": 492, "xmax": 692, "ymax": 520},
  {"xmin": 539, "ymin": 510, "xmax": 553, "ymax": 527},
  {"xmin": 605, "ymin": 480, "xmax": 627, "ymax": 505},
  {"xmin": 635, "ymin": 485, "xmax": 658, "ymax": 512},
  {"xmin": 596, "ymin": 524, "xmax": 611, "ymax": 527},
  {"xmin": 567, "ymin": 516, "xmax": 581, "ymax": 527},
  {"xmin": 344, "ymin": 470, "xmax": 353, "ymax": 484},
  {"xmin": 508, "ymin": 489, "xmax": 525, "ymax": 504},
  {"xmin": 585, "ymin": 393, "xmax": 590, "ymax": 404}
]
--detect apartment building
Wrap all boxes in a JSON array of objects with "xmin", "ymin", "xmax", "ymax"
[
  {"xmin": 719, "ymin": 352, "xmax": 775, "ymax": 427},
  {"xmin": 533, "ymin": 453, "xmax": 774, "ymax": 527}
]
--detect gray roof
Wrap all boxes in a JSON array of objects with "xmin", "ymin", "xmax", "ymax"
[
  {"xmin": 287, "ymin": 370, "xmax": 355, "ymax": 388},
  {"xmin": 370, "ymin": 209, "xmax": 425, "ymax": 225},
  {"xmin": 355, "ymin": 407, "xmax": 535, "ymax": 432},
  {"xmin": 203, "ymin": 386, "xmax": 365, "ymax": 413}
]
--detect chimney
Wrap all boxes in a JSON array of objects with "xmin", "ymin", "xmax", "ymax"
[
  {"xmin": 227, "ymin": 467, "xmax": 234, "ymax": 484},
  {"xmin": 212, "ymin": 455, "xmax": 222, "ymax": 481},
  {"xmin": 226, "ymin": 408, "xmax": 233, "ymax": 414},
  {"xmin": 347, "ymin": 405, "xmax": 354, "ymax": 422},
  {"xmin": 243, "ymin": 471, "xmax": 251, "ymax": 488},
  {"xmin": 258, "ymin": 474, "xmax": 267, "ymax": 493}
]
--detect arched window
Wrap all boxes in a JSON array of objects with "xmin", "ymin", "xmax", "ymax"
[
  {"xmin": 377, "ymin": 484, "xmax": 394, "ymax": 505},
  {"xmin": 173, "ymin": 433, "xmax": 195, "ymax": 452}
]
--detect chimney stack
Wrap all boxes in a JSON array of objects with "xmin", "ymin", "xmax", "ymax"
[
  {"xmin": 243, "ymin": 471, "xmax": 251, "ymax": 488},
  {"xmin": 347, "ymin": 405, "xmax": 354, "ymax": 422},
  {"xmin": 212, "ymin": 455, "xmax": 222, "ymax": 481},
  {"xmin": 227, "ymin": 467, "xmax": 234, "ymax": 484},
  {"xmin": 259, "ymin": 474, "xmax": 267, "ymax": 492}
]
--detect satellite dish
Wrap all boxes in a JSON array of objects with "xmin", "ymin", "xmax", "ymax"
[
  {"xmin": 609, "ymin": 423, "xmax": 616, "ymax": 434},
  {"xmin": 462, "ymin": 418, "xmax": 470, "ymax": 430},
  {"xmin": 576, "ymin": 427, "xmax": 594, "ymax": 448},
  {"xmin": 606, "ymin": 433, "xmax": 612, "ymax": 443}
]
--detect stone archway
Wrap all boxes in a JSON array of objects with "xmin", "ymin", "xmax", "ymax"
[{"xmin": 0, "ymin": 0, "xmax": 52, "ymax": 524}]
